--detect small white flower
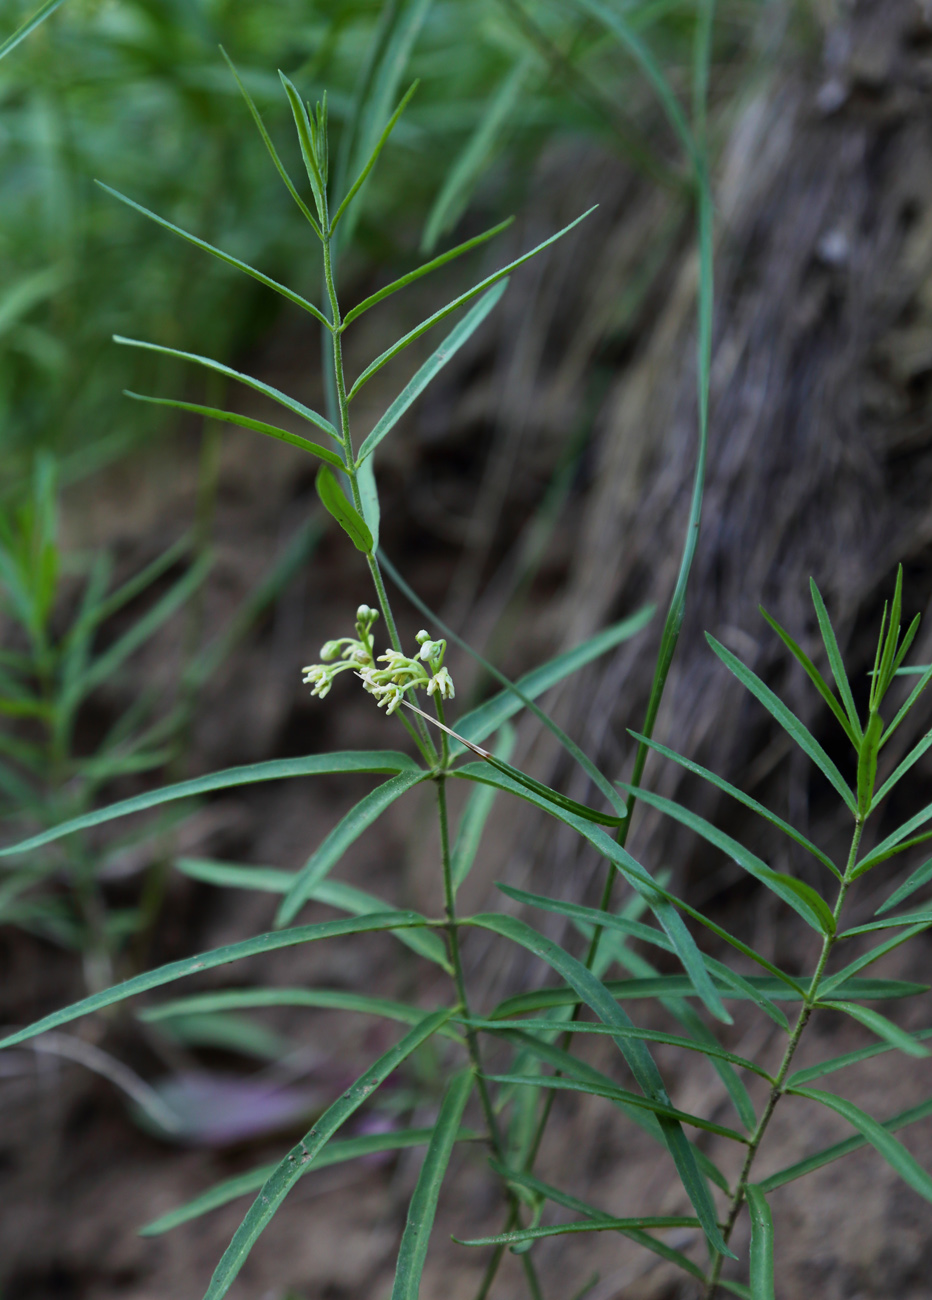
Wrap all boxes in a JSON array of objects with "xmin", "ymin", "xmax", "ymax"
[{"xmin": 427, "ymin": 666, "xmax": 455, "ymax": 699}]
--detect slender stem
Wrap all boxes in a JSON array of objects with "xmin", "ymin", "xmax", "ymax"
[
  {"xmin": 701, "ymin": 818, "xmax": 863, "ymax": 1299},
  {"xmin": 437, "ymin": 780, "xmax": 544, "ymax": 1300}
]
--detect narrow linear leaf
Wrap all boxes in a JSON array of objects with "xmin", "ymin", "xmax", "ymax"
[
  {"xmin": 873, "ymin": 728, "xmax": 932, "ymax": 807},
  {"xmin": 391, "ymin": 1069, "xmax": 472, "ymax": 1300},
  {"xmin": 347, "ymin": 208, "xmax": 596, "ymax": 400},
  {"xmin": 882, "ymin": 664, "xmax": 932, "ymax": 751},
  {"xmin": 124, "ymin": 393, "xmax": 345, "ymax": 469},
  {"xmin": 203, "ymin": 1009, "xmax": 453, "ymax": 1300},
  {"xmin": 140, "ymin": 1126, "xmax": 469, "ymax": 1235},
  {"xmin": 876, "ymin": 857, "xmax": 932, "ymax": 915},
  {"xmin": 0, "ymin": 912, "xmax": 430, "ymax": 1051},
  {"xmin": 451, "ymin": 724, "xmax": 515, "ymax": 891},
  {"xmin": 810, "ymin": 579, "xmax": 861, "ymax": 737},
  {"xmin": 488, "ymin": 1073, "xmax": 748, "ymax": 1143},
  {"xmin": 331, "ymin": 81, "xmax": 419, "ymax": 235},
  {"xmin": 787, "ymin": 1086, "xmax": 932, "ymax": 1203},
  {"xmin": 97, "ymin": 184, "xmax": 331, "ymax": 329},
  {"xmin": 487, "ymin": 1161, "xmax": 706, "ymax": 1282},
  {"xmin": 455, "ymin": 1219, "xmax": 701, "ymax": 1247},
  {"xmin": 759, "ymin": 606, "xmax": 858, "ymax": 746},
  {"xmin": 760, "ymin": 1097, "xmax": 932, "ymax": 1192},
  {"xmin": 279, "ymin": 72, "xmax": 325, "ymax": 213},
  {"xmin": 469, "ymin": 913, "xmax": 732, "ymax": 1256},
  {"xmin": 343, "ymin": 218, "xmax": 513, "ymax": 327},
  {"xmin": 745, "ymin": 1185, "xmax": 775, "ymax": 1300},
  {"xmin": 629, "ymin": 731, "xmax": 839, "ymax": 877},
  {"xmin": 316, "ymin": 466, "xmax": 373, "ymax": 553},
  {"xmin": 357, "ymin": 452, "xmax": 380, "ymax": 551},
  {"xmin": 306, "ymin": 879, "xmax": 451, "ymax": 971},
  {"xmin": 787, "ymin": 1028, "xmax": 932, "ymax": 1088},
  {"xmin": 277, "ymin": 770, "xmax": 426, "ymax": 925},
  {"xmin": 817, "ymin": 1001, "xmax": 930, "ymax": 1058},
  {"xmin": 113, "ymin": 337, "xmax": 339, "ymax": 442},
  {"xmin": 624, "ymin": 784, "xmax": 837, "ymax": 936},
  {"xmin": 706, "ymin": 634, "xmax": 857, "ymax": 813},
  {"xmin": 854, "ymin": 800, "xmax": 932, "ymax": 877},
  {"xmin": 819, "ymin": 924, "xmax": 932, "ymax": 997},
  {"xmin": 356, "ymin": 282, "xmax": 507, "ymax": 464},
  {"xmin": 0, "ymin": 751, "xmax": 419, "ymax": 859},
  {"xmin": 839, "ymin": 909, "xmax": 932, "ymax": 937}
]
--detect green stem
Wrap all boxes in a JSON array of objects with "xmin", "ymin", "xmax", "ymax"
[
  {"xmin": 437, "ymin": 780, "xmax": 543, "ymax": 1300},
  {"xmin": 701, "ymin": 818, "xmax": 863, "ymax": 1299}
]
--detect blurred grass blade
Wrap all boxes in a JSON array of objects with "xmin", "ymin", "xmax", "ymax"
[
  {"xmin": 451, "ymin": 724, "xmax": 515, "ymax": 891},
  {"xmin": 390, "ymin": 1069, "xmax": 472, "ymax": 1300},
  {"xmin": 759, "ymin": 606, "xmax": 858, "ymax": 746},
  {"xmin": 203, "ymin": 1008, "xmax": 453, "ymax": 1299},
  {"xmin": 787, "ymin": 1028, "xmax": 932, "ymax": 1088},
  {"xmin": 0, "ymin": 0, "xmax": 67, "ymax": 61},
  {"xmin": 220, "ymin": 48, "xmax": 321, "ymax": 236},
  {"xmin": 343, "ymin": 219, "xmax": 513, "ymax": 327},
  {"xmin": 760, "ymin": 1097, "xmax": 932, "ymax": 1192},
  {"xmin": 140, "ymin": 987, "xmax": 461, "ymax": 1039},
  {"xmin": 787, "ymin": 1086, "xmax": 932, "ymax": 1203},
  {"xmin": 277, "ymin": 771, "xmax": 427, "ymax": 925},
  {"xmin": 706, "ymin": 634, "xmax": 857, "ymax": 814},
  {"xmin": 487, "ymin": 1161, "xmax": 707, "ymax": 1281},
  {"xmin": 745, "ymin": 1185, "xmax": 774, "ymax": 1300},
  {"xmin": 316, "ymin": 466, "xmax": 373, "ymax": 552},
  {"xmin": 140, "ymin": 1126, "xmax": 469, "ymax": 1235},
  {"xmin": 469, "ymin": 913, "xmax": 732, "ymax": 1256},
  {"xmin": 113, "ymin": 337, "xmax": 339, "ymax": 442},
  {"xmin": 96, "ymin": 184, "xmax": 331, "ymax": 328},
  {"xmin": 421, "ymin": 54, "xmax": 532, "ymax": 252},
  {"xmin": 331, "ymin": 81, "xmax": 419, "ymax": 235},
  {"xmin": 347, "ymin": 208, "xmax": 595, "ymax": 400},
  {"xmin": 875, "ymin": 857, "xmax": 932, "ymax": 914},
  {"xmin": 809, "ymin": 579, "xmax": 862, "ymax": 738},
  {"xmin": 0, "ymin": 913, "xmax": 430, "ymax": 1050},
  {"xmin": 356, "ymin": 282, "xmax": 507, "ymax": 463},
  {"xmin": 620, "ymin": 784, "xmax": 837, "ymax": 936},
  {"xmin": 818, "ymin": 924, "xmax": 932, "ymax": 998},
  {"xmin": 124, "ymin": 394, "xmax": 345, "ymax": 470},
  {"xmin": 0, "ymin": 751, "xmax": 420, "ymax": 858},
  {"xmin": 818, "ymin": 1001, "xmax": 930, "ymax": 1058},
  {"xmin": 628, "ymin": 731, "xmax": 839, "ymax": 877}
]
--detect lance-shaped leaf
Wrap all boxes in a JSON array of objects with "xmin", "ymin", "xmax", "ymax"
[
  {"xmin": 343, "ymin": 219, "xmax": 513, "ymax": 328},
  {"xmin": 0, "ymin": 912, "xmax": 430, "ymax": 1051},
  {"xmin": 0, "ymin": 751, "xmax": 419, "ymax": 859},
  {"xmin": 113, "ymin": 337, "xmax": 339, "ymax": 442},
  {"xmin": 624, "ymin": 784, "xmax": 837, "ymax": 937},
  {"xmin": 356, "ymin": 282, "xmax": 507, "ymax": 464},
  {"xmin": 628, "ymin": 731, "xmax": 839, "ymax": 878},
  {"xmin": 316, "ymin": 466, "xmax": 373, "ymax": 552},
  {"xmin": 759, "ymin": 605, "xmax": 858, "ymax": 746},
  {"xmin": 97, "ymin": 183, "xmax": 331, "ymax": 329},
  {"xmin": 390, "ymin": 1069, "xmax": 472, "ymax": 1300},
  {"xmin": 279, "ymin": 72, "xmax": 325, "ymax": 217},
  {"xmin": 357, "ymin": 452, "xmax": 380, "ymax": 550},
  {"xmin": 457, "ymin": 750, "xmax": 625, "ymax": 828},
  {"xmin": 881, "ymin": 662, "xmax": 932, "ymax": 752},
  {"xmin": 760, "ymin": 1097, "xmax": 932, "ymax": 1192},
  {"xmin": 277, "ymin": 770, "xmax": 427, "ymax": 925},
  {"xmin": 787, "ymin": 1086, "xmax": 932, "ymax": 1203},
  {"xmin": 140, "ymin": 1126, "xmax": 469, "ymax": 1235},
  {"xmin": 706, "ymin": 634, "xmax": 857, "ymax": 813},
  {"xmin": 451, "ymin": 724, "xmax": 515, "ymax": 891},
  {"xmin": 203, "ymin": 1009, "xmax": 453, "ymax": 1300},
  {"xmin": 456, "ymin": 1218, "xmax": 700, "ymax": 1248},
  {"xmin": 745, "ymin": 1184, "xmax": 775, "ymax": 1300},
  {"xmin": 873, "ymin": 727, "xmax": 932, "ymax": 807},
  {"xmin": 838, "ymin": 909, "xmax": 932, "ymax": 937},
  {"xmin": 469, "ymin": 913, "xmax": 732, "ymax": 1257},
  {"xmin": 816, "ymin": 1001, "xmax": 930, "ymax": 1059},
  {"xmin": 347, "ymin": 208, "xmax": 596, "ymax": 400},
  {"xmin": 124, "ymin": 393, "xmax": 345, "ymax": 469},
  {"xmin": 787, "ymin": 1027, "xmax": 932, "ymax": 1088},
  {"xmin": 875, "ymin": 857, "xmax": 932, "ymax": 915},
  {"xmin": 853, "ymin": 799, "xmax": 932, "ymax": 877}
]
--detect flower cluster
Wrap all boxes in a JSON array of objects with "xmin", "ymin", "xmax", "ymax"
[{"xmin": 301, "ymin": 608, "xmax": 455, "ymax": 716}]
